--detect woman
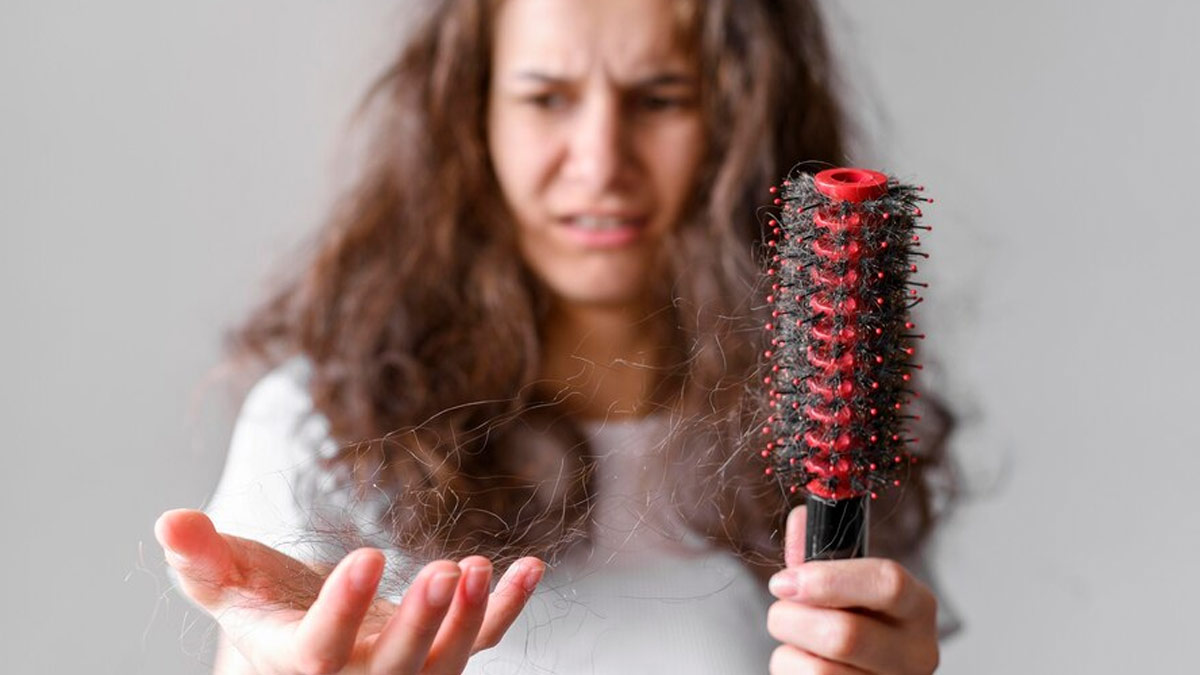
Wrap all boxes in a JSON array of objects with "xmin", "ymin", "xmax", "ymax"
[{"xmin": 156, "ymin": 0, "xmax": 950, "ymax": 672}]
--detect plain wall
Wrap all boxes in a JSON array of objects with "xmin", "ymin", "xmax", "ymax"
[{"xmin": 2, "ymin": 1, "xmax": 1196, "ymax": 672}]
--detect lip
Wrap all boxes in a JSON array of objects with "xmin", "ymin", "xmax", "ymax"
[{"xmin": 556, "ymin": 212, "xmax": 649, "ymax": 249}]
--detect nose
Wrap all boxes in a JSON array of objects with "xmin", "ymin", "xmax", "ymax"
[{"xmin": 563, "ymin": 93, "xmax": 629, "ymax": 193}]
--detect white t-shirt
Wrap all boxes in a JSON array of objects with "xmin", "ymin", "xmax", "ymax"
[{"xmin": 205, "ymin": 359, "xmax": 779, "ymax": 674}]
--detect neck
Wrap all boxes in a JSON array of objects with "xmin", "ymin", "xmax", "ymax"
[{"xmin": 540, "ymin": 300, "xmax": 672, "ymax": 421}]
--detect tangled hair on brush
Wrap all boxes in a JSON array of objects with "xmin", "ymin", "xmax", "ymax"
[{"xmin": 227, "ymin": 0, "xmax": 957, "ymax": 572}]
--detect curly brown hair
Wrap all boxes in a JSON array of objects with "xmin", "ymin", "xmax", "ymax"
[{"xmin": 228, "ymin": 0, "xmax": 955, "ymax": 571}]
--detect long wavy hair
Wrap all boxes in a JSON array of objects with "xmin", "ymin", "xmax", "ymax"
[{"xmin": 229, "ymin": 0, "xmax": 956, "ymax": 571}]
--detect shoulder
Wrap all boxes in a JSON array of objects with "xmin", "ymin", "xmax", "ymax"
[
  {"xmin": 204, "ymin": 356, "xmax": 343, "ymax": 560},
  {"xmin": 237, "ymin": 357, "xmax": 322, "ymax": 440},
  {"xmin": 228, "ymin": 356, "xmax": 344, "ymax": 462}
]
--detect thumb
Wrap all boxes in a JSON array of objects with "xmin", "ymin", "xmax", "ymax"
[
  {"xmin": 783, "ymin": 505, "xmax": 807, "ymax": 568},
  {"xmin": 155, "ymin": 509, "xmax": 239, "ymax": 608}
]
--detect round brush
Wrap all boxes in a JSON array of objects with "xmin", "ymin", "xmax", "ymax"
[{"xmin": 761, "ymin": 167, "xmax": 931, "ymax": 561}]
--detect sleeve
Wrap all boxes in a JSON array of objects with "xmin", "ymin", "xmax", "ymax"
[{"xmin": 203, "ymin": 358, "xmax": 349, "ymax": 565}]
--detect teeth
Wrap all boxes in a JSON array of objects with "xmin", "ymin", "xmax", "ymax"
[{"xmin": 569, "ymin": 216, "xmax": 631, "ymax": 231}]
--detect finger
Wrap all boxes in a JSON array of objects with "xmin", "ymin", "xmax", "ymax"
[
  {"xmin": 289, "ymin": 548, "xmax": 385, "ymax": 674},
  {"xmin": 368, "ymin": 560, "xmax": 462, "ymax": 674},
  {"xmin": 767, "ymin": 601, "xmax": 891, "ymax": 672},
  {"xmin": 423, "ymin": 556, "xmax": 493, "ymax": 675},
  {"xmin": 784, "ymin": 506, "xmax": 808, "ymax": 568},
  {"xmin": 472, "ymin": 557, "xmax": 545, "ymax": 652},
  {"xmin": 769, "ymin": 644, "xmax": 870, "ymax": 675},
  {"xmin": 770, "ymin": 558, "xmax": 933, "ymax": 620},
  {"xmin": 155, "ymin": 509, "xmax": 240, "ymax": 607}
]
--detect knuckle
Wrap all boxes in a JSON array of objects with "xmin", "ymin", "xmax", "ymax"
[
  {"xmin": 800, "ymin": 565, "xmax": 831, "ymax": 595},
  {"xmin": 765, "ymin": 601, "xmax": 792, "ymax": 640},
  {"xmin": 875, "ymin": 560, "xmax": 909, "ymax": 606},
  {"xmin": 818, "ymin": 614, "xmax": 861, "ymax": 660},
  {"xmin": 907, "ymin": 641, "xmax": 941, "ymax": 675},
  {"xmin": 768, "ymin": 645, "xmax": 791, "ymax": 674}
]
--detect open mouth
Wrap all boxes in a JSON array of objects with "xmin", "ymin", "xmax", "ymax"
[{"xmin": 558, "ymin": 214, "xmax": 648, "ymax": 248}]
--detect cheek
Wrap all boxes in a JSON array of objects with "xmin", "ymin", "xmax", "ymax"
[
  {"xmin": 645, "ymin": 121, "xmax": 706, "ymax": 213},
  {"xmin": 490, "ymin": 112, "xmax": 559, "ymax": 209}
]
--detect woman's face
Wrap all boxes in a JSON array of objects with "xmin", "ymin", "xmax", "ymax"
[{"xmin": 487, "ymin": 0, "xmax": 704, "ymax": 310}]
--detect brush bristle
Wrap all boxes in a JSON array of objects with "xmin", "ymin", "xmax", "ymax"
[{"xmin": 760, "ymin": 168, "xmax": 930, "ymax": 502}]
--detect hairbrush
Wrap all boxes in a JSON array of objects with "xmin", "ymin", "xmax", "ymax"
[{"xmin": 761, "ymin": 167, "xmax": 930, "ymax": 561}]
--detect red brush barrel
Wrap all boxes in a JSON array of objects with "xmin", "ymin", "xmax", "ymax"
[
  {"xmin": 802, "ymin": 168, "xmax": 889, "ymax": 501},
  {"xmin": 761, "ymin": 165, "xmax": 928, "ymax": 558}
]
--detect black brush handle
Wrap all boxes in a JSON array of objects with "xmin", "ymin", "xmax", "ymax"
[{"xmin": 804, "ymin": 494, "xmax": 868, "ymax": 561}]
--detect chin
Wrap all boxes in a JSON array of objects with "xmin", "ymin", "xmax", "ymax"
[
  {"xmin": 546, "ymin": 279, "xmax": 647, "ymax": 309},
  {"xmin": 524, "ymin": 241, "xmax": 666, "ymax": 310}
]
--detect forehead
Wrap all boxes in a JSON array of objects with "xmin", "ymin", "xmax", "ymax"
[{"xmin": 492, "ymin": 0, "xmax": 695, "ymax": 77}]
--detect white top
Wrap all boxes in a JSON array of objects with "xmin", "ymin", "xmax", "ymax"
[{"xmin": 205, "ymin": 360, "xmax": 779, "ymax": 674}]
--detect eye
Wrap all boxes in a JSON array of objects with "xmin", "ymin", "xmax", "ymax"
[
  {"xmin": 635, "ymin": 92, "xmax": 695, "ymax": 112},
  {"xmin": 523, "ymin": 91, "xmax": 570, "ymax": 110}
]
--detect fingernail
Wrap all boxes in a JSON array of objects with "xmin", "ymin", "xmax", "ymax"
[
  {"xmin": 426, "ymin": 571, "xmax": 459, "ymax": 608},
  {"xmin": 498, "ymin": 560, "xmax": 524, "ymax": 590},
  {"xmin": 769, "ymin": 571, "xmax": 797, "ymax": 598},
  {"xmin": 521, "ymin": 561, "xmax": 544, "ymax": 594},
  {"xmin": 464, "ymin": 565, "xmax": 491, "ymax": 604},
  {"xmin": 349, "ymin": 553, "xmax": 382, "ymax": 593}
]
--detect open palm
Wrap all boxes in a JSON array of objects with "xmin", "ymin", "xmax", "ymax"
[{"xmin": 155, "ymin": 509, "xmax": 543, "ymax": 674}]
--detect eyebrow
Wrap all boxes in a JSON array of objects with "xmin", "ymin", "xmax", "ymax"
[{"xmin": 511, "ymin": 71, "xmax": 696, "ymax": 87}]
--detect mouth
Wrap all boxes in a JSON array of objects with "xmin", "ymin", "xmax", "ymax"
[{"xmin": 557, "ymin": 213, "xmax": 648, "ymax": 248}]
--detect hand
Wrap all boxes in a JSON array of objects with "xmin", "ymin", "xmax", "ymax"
[
  {"xmin": 765, "ymin": 506, "xmax": 939, "ymax": 674},
  {"xmin": 155, "ymin": 509, "xmax": 544, "ymax": 674}
]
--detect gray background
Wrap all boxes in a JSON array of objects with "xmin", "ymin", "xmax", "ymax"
[{"xmin": 2, "ymin": 0, "xmax": 1196, "ymax": 672}]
